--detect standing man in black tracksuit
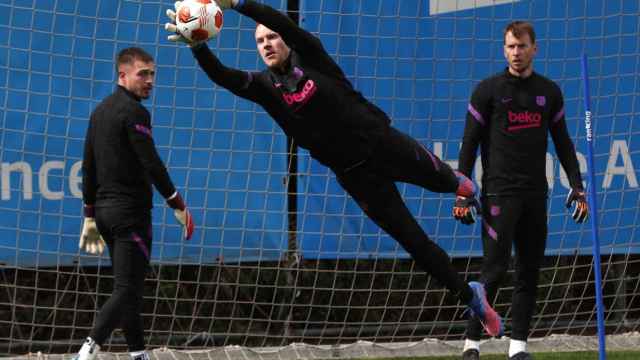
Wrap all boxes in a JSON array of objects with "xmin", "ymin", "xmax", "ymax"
[
  {"xmin": 162, "ymin": 0, "xmax": 503, "ymax": 337},
  {"xmin": 75, "ymin": 47, "xmax": 194, "ymax": 360},
  {"xmin": 455, "ymin": 22, "xmax": 589, "ymax": 360}
]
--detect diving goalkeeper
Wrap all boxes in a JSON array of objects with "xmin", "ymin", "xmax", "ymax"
[
  {"xmin": 163, "ymin": 0, "xmax": 502, "ymax": 337},
  {"xmin": 455, "ymin": 21, "xmax": 589, "ymax": 360}
]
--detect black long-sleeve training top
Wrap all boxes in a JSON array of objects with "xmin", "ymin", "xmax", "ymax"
[
  {"xmin": 82, "ymin": 86, "xmax": 176, "ymax": 210},
  {"xmin": 458, "ymin": 69, "xmax": 583, "ymax": 196},
  {"xmin": 191, "ymin": 0, "xmax": 390, "ymax": 172}
]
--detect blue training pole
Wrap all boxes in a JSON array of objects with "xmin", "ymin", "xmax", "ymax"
[{"xmin": 580, "ymin": 53, "xmax": 607, "ymax": 360}]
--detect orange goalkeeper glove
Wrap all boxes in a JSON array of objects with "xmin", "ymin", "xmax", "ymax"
[
  {"xmin": 565, "ymin": 188, "xmax": 589, "ymax": 223},
  {"xmin": 452, "ymin": 170, "xmax": 481, "ymax": 225},
  {"xmin": 453, "ymin": 196, "xmax": 480, "ymax": 225}
]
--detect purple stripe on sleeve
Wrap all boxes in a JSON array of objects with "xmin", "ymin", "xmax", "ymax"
[
  {"xmin": 467, "ymin": 103, "xmax": 485, "ymax": 126},
  {"xmin": 134, "ymin": 124, "xmax": 152, "ymax": 138},
  {"xmin": 552, "ymin": 107, "xmax": 565, "ymax": 124}
]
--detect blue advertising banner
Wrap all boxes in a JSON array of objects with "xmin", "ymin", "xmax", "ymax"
[{"xmin": 0, "ymin": 0, "xmax": 638, "ymax": 266}]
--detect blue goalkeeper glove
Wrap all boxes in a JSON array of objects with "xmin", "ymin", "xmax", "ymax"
[{"xmin": 565, "ymin": 188, "xmax": 589, "ymax": 223}]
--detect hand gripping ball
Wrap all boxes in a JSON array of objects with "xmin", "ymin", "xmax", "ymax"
[{"xmin": 176, "ymin": 0, "xmax": 223, "ymax": 42}]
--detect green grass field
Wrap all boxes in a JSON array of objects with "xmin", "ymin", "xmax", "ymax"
[{"xmin": 374, "ymin": 351, "xmax": 640, "ymax": 360}]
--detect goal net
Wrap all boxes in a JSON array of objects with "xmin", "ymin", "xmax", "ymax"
[{"xmin": 0, "ymin": 0, "xmax": 639, "ymax": 357}]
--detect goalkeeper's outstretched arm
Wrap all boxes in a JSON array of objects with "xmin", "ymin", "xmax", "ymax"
[
  {"xmin": 214, "ymin": 0, "xmax": 323, "ymax": 54},
  {"xmin": 163, "ymin": 1, "xmax": 259, "ymax": 101},
  {"xmin": 190, "ymin": 44, "xmax": 262, "ymax": 102},
  {"xmin": 231, "ymin": 0, "xmax": 324, "ymax": 55},
  {"xmin": 223, "ymin": 0, "xmax": 343, "ymax": 77}
]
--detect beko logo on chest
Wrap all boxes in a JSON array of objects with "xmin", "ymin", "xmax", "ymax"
[
  {"xmin": 282, "ymin": 79, "xmax": 317, "ymax": 106},
  {"xmin": 507, "ymin": 111, "xmax": 541, "ymax": 130}
]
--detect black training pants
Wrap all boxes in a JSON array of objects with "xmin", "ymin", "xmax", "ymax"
[
  {"xmin": 90, "ymin": 207, "xmax": 152, "ymax": 351},
  {"xmin": 465, "ymin": 195, "xmax": 547, "ymax": 341},
  {"xmin": 335, "ymin": 127, "xmax": 473, "ymax": 304}
]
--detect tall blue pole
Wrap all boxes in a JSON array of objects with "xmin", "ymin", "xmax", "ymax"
[{"xmin": 580, "ymin": 53, "xmax": 606, "ymax": 360}]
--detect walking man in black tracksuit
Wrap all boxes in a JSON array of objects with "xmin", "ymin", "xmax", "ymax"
[{"xmin": 75, "ymin": 47, "xmax": 195, "ymax": 360}]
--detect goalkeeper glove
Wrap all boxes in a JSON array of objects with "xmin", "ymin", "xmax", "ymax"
[
  {"xmin": 453, "ymin": 196, "xmax": 480, "ymax": 225},
  {"xmin": 452, "ymin": 171, "xmax": 481, "ymax": 225},
  {"xmin": 164, "ymin": 1, "xmax": 204, "ymax": 47},
  {"xmin": 565, "ymin": 188, "xmax": 589, "ymax": 223},
  {"xmin": 167, "ymin": 192, "xmax": 194, "ymax": 240},
  {"xmin": 79, "ymin": 205, "xmax": 106, "ymax": 255}
]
